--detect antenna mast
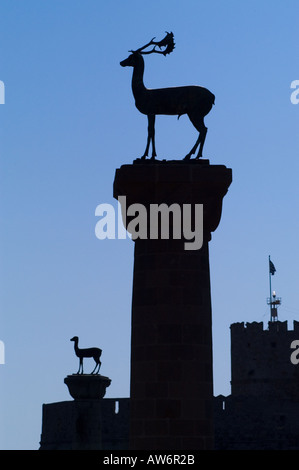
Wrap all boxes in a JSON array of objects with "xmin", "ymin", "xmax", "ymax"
[{"xmin": 267, "ymin": 256, "xmax": 281, "ymax": 322}]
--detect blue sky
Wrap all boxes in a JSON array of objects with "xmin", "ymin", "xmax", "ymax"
[{"xmin": 0, "ymin": 0, "xmax": 298, "ymax": 449}]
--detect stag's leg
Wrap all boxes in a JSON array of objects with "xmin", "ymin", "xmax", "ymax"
[
  {"xmin": 184, "ymin": 114, "xmax": 207, "ymax": 160},
  {"xmin": 141, "ymin": 115, "xmax": 156, "ymax": 160},
  {"xmin": 184, "ymin": 134, "xmax": 202, "ymax": 160},
  {"xmin": 150, "ymin": 115, "xmax": 157, "ymax": 160},
  {"xmin": 196, "ymin": 125, "xmax": 207, "ymax": 159},
  {"xmin": 141, "ymin": 124, "xmax": 150, "ymax": 160}
]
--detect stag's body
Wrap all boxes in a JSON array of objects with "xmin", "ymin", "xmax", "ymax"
[
  {"xmin": 121, "ymin": 40, "xmax": 215, "ymax": 160},
  {"xmin": 70, "ymin": 336, "xmax": 102, "ymax": 375}
]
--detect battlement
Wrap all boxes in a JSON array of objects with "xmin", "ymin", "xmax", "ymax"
[
  {"xmin": 230, "ymin": 319, "xmax": 299, "ymax": 399},
  {"xmin": 230, "ymin": 321, "xmax": 263, "ymax": 332},
  {"xmin": 230, "ymin": 320, "xmax": 299, "ymax": 333}
]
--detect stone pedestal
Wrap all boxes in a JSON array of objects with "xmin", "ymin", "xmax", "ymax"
[
  {"xmin": 40, "ymin": 374, "xmax": 111, "ymax": 450},
  {"xmin": 113, "ymin": 160, "xmax": 232, "ymax": 450},
  {"xmin": 64, "ymin": 374, "xmax": 111, "ymax": 400}
]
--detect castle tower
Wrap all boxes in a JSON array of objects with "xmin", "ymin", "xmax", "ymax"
[
  {"xmin": 230, "ymin": 320, "xmax": 299, "ymax": 399},
  {"xmin": 114, "ymin": 160, "xmax": 232, "ymax": 450}
]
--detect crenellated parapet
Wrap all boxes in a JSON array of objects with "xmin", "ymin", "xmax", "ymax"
[{"xmin": 230, "ymin": 320, "xmax": 299, "ymax": 399}]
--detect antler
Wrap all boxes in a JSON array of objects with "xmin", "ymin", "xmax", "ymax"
[{"xmin": 132, "ymin": 32, "xmax": 175, "ymax": 56}]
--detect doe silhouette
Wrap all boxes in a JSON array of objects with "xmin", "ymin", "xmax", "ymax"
[{"xmin": 70, "ymin": 336, "xmax": 102, "ymax": 375}]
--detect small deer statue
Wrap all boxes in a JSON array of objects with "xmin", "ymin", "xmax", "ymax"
[
  {"xmin": 120, "ymin": 32, "xmax": 215, "ymax": 161},
  {"xmin": 70, "ymin": 336, "xmax": 102, "ymax": 375}
]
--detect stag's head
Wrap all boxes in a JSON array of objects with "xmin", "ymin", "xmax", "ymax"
[
  {"xmin": 120, "ymin": 32, "xmax": 175, "ymax": 67},
  {"xmin": 120, "ymin": 52, "xmax": 140, "ymax": 68}
]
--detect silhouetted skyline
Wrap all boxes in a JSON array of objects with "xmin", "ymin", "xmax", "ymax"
[{"xmin": 0, "ymin": 0, "xmax": 299, "ymax": 449}]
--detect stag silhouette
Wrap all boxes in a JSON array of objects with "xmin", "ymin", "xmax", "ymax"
[
  {"xmin": 70, "ymin": 336, "xmax": 102, "ymax": 375},
  {"xmin": 120, "ymin": 32, "xmax": 215, "ymax": 160}
]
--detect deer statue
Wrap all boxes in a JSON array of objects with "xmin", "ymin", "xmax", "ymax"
[
  {"xmin": 70, "ymin": 336, "xmax": 102, "ymax": 375},
  {"xmin": 120, "ymin": 32, "xmax": 215, "ymax": 161}
]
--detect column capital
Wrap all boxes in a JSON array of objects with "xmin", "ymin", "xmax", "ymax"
[
  {"xmin": 64, "ymin": 374, "xmax": 111, "ymax": 400},
  {"xmin": 113, "ymin": 160, "xmax": 232, "ymax": 241}
]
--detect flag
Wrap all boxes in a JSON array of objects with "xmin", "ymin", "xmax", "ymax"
[{"xmin": 269, "ymin": 259, "xmax": 276, "ymax": 275}]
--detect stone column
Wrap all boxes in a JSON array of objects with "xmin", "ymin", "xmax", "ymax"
[
  {"xmin": 113, "ymin": 160, "xmax": 232, "ymax": 450},
  {"xmin": 40, "ymin": 374, "xmax": 111, "ymax": 450}
]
